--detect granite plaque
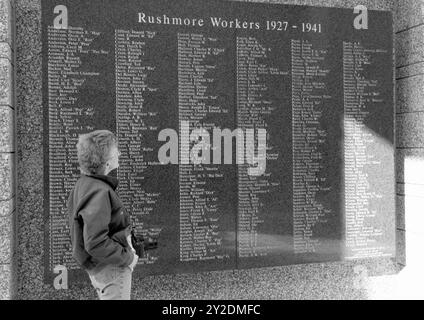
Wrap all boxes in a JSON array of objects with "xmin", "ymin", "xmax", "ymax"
[{"xmin": 41, "ymin": 0, "xmax": 395, "ymax": 281}]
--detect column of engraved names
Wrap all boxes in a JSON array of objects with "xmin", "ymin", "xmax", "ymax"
[
  {"xmin": 343, "ymin": 42, "xmax": 387, "ymax": 258},
  {"xmin": 236, "ymin": 36, "xmax": 282, "ymax": 258},
  {"xmin": 47, "ymin": 26, "xmax": 102, "ymax": 270},
  {"xmin": 178, "ymin": 33, "xmax": 229, "ymax": 262},
  {"xmin": 291, "ymin": 39, "xmax": 332, "ymax": 254},
  {"xmin": 115, "ymin": 29, "xmax": 161, "ymax": 264}
]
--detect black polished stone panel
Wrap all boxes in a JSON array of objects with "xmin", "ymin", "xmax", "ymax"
[{"xmin": 41, "ymin": 0, "xmax": 394, "ymax": 281}]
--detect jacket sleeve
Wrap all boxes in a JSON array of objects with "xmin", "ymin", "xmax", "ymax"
[{"xmin": 79, "ymin": 189, "xmax": 134, "ymax": 267}]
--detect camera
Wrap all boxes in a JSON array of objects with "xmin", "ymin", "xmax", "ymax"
[{"xmin": 131, "ymin": 229, "xmax": 158, "ymax": 258}]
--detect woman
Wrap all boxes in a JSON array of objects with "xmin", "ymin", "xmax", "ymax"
[{"xmin": 67, "ymin": 130, "xmax": 139, "ymax": 300}]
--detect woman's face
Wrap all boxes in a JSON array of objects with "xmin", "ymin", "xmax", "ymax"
[{"xmin": 105, "ymin": 144, "xmax": 120, "ymax": 174}]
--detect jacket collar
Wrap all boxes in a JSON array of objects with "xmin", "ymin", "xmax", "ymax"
[{"xmin": 84, "ymin": 173, "xmax": 119, "ymax": 190}]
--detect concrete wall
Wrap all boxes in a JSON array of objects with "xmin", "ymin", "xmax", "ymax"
[{"xmin": 6, "ymin": 0, "xmax": 424, "ymax": 300}]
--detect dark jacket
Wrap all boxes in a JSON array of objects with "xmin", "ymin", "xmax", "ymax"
[{"xmin": 67, "ymin": 173, "xmax": 134, "ymax": 272}]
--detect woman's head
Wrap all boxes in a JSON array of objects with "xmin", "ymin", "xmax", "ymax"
[{"xmin": 76, "ymin": 130, "xmax": 120, "ymax": 175}]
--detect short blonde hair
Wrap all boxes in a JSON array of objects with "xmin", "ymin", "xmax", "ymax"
[{"xmin": 76, "ymin": 130, "xmax": 117, "ymax": 175}]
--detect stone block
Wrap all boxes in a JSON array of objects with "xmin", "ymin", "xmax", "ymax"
[
  {"xmin": 0, "ymin": 196, "xmax": 13, "ymax": 216},
  {"xmin": 0, "ymin": 213, "xmax": 13, "ymax": 264},
  {"xmin": 0, "ymin": 0, "xmax": 12, "ymax": 45},
  {"xmin": 16, "ymin": 132, "xmax": 43, "ymax": 193},
  {"xmin": 0, "ymin": 153, "xmax": 13, "ymax": 200},
  {"xmin": 0, "ymin": 42, "xmax": 11, "ymax": 60},
  {"xmin": 396, "ymin": 75, "xmax": 424, "ymax": 113},
  {"xmin": 396, "ymin": 229, "xmax": 406, "ymax": 265},
  {"xmin": 403, "ymin": 194, "xmax": 424, "ymax": 234},
  {"xmin": 396, "ymin": 182, "xmax": 404, "ymax": 196},
  {"xmin": 0, "ymin": 264, "xmax": 11, "ymax": 299},
  {"xmin": 396, "ymin": 195, "xmax": 405, "ymax": 230},
  {"xmin": 396, "ymin": 148, "xmax": 424, "ymax": 184},
  {"xmin": 395, "ymin": 25, "xmax": 424, "ymax": 68},
  {"xmin": 228, "ymin": 0, "xmax": 394, "ymax": 11},
  {"xmin": 0, "ymin": 58, "xmax": 11, "ymax": 106},
  {"xmin": 394, "ymin": 0, "xmax": 424, "ymax": 32},
  {"xmin": 396, "ymin": 61, "xmax": 424, "ymax": 80},
  {"xmin": 395, "ymin": 183, "xmax": 424, "ymax": 197},
  {"xmin": 396, "ymin": 112, "xmax": 424, "ymax": 148},
  {"xmin": 9, "ymin": 1, "xmax": 14, "ymax": 49},
  {"xmin": 397, "ymin": 183, "xmax": 424, "ymax": 198},
  {"xmin": 404, "ymin": 230, "xmax": 424, "ymax": 267},
  {"xmin": 15, "ymin": 3, "xmax": 41, "ymax": 135},
  {"xmin": 0, "ymin": 105, "xmax": 14, "ymax": 152}
]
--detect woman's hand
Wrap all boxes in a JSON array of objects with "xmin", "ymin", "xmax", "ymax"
[
  {"xmin": 126, "ymin": 234, "xmax": 138, "ymax": 271},
  {"xmin": 126, "ymin": 234, "xmax": 135, "ymax": 252},
  {"xmin": 128, "ymin": 252, "xmax": 139, "ymax": 272}
]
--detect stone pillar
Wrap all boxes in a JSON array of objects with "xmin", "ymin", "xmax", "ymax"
[{"xmin": 0, "ymin": 0, "xmax": 15, "ymax": 300}]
